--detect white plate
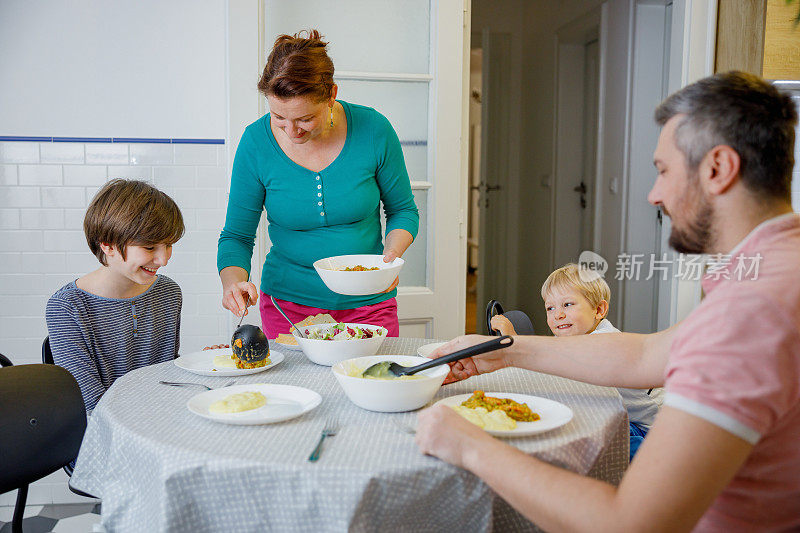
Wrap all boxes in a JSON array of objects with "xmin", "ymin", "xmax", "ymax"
[
  {"xmin": 417, "ymin": 342, "xmax": 447, "ymax": 358},
  {"xmin": 174, "ymin": 348, "xmax": 285, "ymax": 377},
  {"xmin": 433, "ymin": 392, "xmax": 573, "ymax": 437},
  {"xmin": 187, "ymin": 383, "xmax": 321, "ymax": 425}
]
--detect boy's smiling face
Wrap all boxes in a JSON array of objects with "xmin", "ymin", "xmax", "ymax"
[
  {"xmin": 103, "ymin": 242, "xmax": 173, "ymax": 287},
  {"xmin": 544, "ymin": 287, "xmax": 607, "ymax": 337}
]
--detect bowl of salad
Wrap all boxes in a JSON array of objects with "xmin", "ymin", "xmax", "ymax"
[
  {"xmin": 313, "ymin": 254, "xmax": 404, "ymax": 295},
  {"xmin": 294, "ymin": 322, "xmax": 388, "ymax": 366}
]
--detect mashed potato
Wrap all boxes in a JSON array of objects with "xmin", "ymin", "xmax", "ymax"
[
  {"xmin": 208, "ymin": 391, "xmax": 267, "ymax": 414},
  {"xmin": 344, "ymin": 362, "xmax": 423, "ymax": 380},
  {"xmin": 452, "ymin": 405, "xmax": 517, "ymax": 431},
  {"xmin": 212, "ymin": 355, "xmax": 238, "ymax": 369}
]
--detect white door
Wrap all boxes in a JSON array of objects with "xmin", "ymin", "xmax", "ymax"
[{"xmin": 259, "ymin": 0, "xmax": 468, "ymax": 339}]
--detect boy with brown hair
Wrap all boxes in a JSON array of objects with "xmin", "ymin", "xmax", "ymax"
[{"xmin": 46, "ymin": 179, "xmax": 185, "ymax": 413}]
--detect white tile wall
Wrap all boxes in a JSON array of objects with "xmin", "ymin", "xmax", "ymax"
[{"xmin": 0, "ymin": 142, "xmax": 232, "ymax": 368}]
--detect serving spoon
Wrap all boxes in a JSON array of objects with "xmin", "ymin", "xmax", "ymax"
[
  {"xmin": 361, "ymin": 335, "xmax": 513, "ymax": 378},
  {"xmin": 270, "ymin": 295, "xmax": 307, "ymax": 339}
]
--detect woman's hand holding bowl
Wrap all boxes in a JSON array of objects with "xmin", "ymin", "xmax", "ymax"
[{"xmin": 381, "ymin": 249, "xmax": 401, "ymax": 293}]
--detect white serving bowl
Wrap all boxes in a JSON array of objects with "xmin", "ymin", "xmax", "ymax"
[
  {"xmin": 332, "ymin": 355, "xmax": 449, "ymax": 412},
  {"xmin": 313, "ymin": 254, "xmax": 404, "ymax": 295},
  {"xmin": 294, "ymin": 323, "xmax": 388, "ymax": 366}
]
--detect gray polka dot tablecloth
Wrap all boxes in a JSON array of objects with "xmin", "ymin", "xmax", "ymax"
[{"xmin": 70, "ymin": 338, "xmax": 628, "ymax": 533}]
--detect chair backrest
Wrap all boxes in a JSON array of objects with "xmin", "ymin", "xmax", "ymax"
[
  {"xmin": 486, "ymin": 299, "xmax": 535, "ymax": 336},
  {"xmin": 42, "ymin": 336, "xmax": 53, "ymax": 365},
  {"xmin": 0, "ymin": 353, "xmax": 12, "ymax": 367},
  {"xmin": 0, "ymin": 364, "xmax": 87, "ymax": 494}
]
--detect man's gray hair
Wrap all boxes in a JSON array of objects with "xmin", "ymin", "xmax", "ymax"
[{"xmin": 655, "ymin": 71, "xmax": 797, "ymax": 200}]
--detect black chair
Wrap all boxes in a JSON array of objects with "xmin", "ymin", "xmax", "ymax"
[
  {"xmin": 41, "ymin": 336, "xmax": 97, "ymax": 499},
  {"xmin": 0, "ymin": 363, "xmax": 87, "ymax": 533},
  {"xmin": 0, "ymin": 353, "xmax": 12, "ymax": 368},
  {"xmin": 41, "ymin": 336, "xmax": 53, "ymax": 365},
  {"xmin": 486, "ymin": 300, "xmax": 535, "ymax": 336}
]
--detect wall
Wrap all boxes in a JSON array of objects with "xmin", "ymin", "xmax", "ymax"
[
  {"xmin": 0, "ymin": 0, "xmax": 231, "ymax": 507},
  {"xmin": 0, "ymin": 0, "xmax": 226, "ymax": 138}
]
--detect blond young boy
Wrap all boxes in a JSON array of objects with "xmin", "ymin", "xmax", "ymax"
[
  {"xmin": 46, "ymin": 179, "xmax": 185, "ymax": 414},
  {"xmin": 491, "ymin": 263, "xmax": 663, "ymax": 458}
]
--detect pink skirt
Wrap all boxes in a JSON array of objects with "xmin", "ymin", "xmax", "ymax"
[{"xmin": 259, "ymin": 292, "xmax": 400, "ymax": 339}]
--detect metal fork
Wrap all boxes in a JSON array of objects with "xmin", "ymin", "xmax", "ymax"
[
  {"xmin": 308, "ymin": 418, "xmax": 338, "ymax": 462},
  {"xmin": 159, "ymin": 380, "xmax": 236, "ymax": 390}
]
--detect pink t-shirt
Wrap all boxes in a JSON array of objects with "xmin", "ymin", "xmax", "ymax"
[{"xmin": 665, "ymin": 213, "xmax": 800, "ymax": 531}]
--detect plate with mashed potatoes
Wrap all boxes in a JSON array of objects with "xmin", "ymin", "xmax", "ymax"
[
  {"xmin": 174, "ymin": 348, "xmax": 285, "ymax": 377},
  {"xmin": 434, "ymin": 391, "xmax": 573, "ymax": 437},
  {"xmin": 187, "ymin": 383, "xmax": 322, "ymax": 425}
]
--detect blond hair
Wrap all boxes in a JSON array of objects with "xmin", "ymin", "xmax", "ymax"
[{"xmin": 541, "ymin": 263, "xmax": 611, "ymax": 310}]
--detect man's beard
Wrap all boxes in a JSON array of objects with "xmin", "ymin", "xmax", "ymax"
[{"xmin": 667, "ymin": 181, "xmax": 714, "ymax": 255}]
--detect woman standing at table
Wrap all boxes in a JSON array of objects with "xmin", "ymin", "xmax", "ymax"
[{"xmin": 217, "ymin": 30, "xmax": 419, "ymax": 338}]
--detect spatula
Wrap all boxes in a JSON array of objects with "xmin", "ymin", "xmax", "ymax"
[{"xmin": 361, "ymin": 335, "xmax": 513, "ymax": 378}]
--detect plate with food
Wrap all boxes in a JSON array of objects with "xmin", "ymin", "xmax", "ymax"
[
  {"xmin": 434, "ymin": 390, "xmax": 573, "ymax": 437},
  {"xmin": 174, "ymin": 348, "xmax": 285, "ymax": 377},
  {"xmin": 313, "ymin": 254, "xmax": 404, "ymax": 295},
  {"xmin": 186, "ymin": 383, "xmax": 321, "ymax": 425}
]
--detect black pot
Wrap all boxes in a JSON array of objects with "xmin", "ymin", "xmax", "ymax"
[{"xmin": 231, "ymin": 325, "xmax": 270, "ymax": 363}]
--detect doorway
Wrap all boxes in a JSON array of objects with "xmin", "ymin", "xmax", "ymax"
[
  {"xmin": 553, "ymin": 20, "xmax": 601, "ymax": 268},
  {"xmin": 466, "ymin": 29, "xmax": 513, "ymax": 334},
  {"xmin": 466, "ymin": 0, "xmax": 708, "ymax": 336},
  {"xmin": 466, "ymin": 47, "xmax": 482, "ymax": 333}
]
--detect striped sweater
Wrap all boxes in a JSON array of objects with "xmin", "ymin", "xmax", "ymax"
[{"xmin": 45, "ymin": 275, "xmax": 181, "ymax": 413}]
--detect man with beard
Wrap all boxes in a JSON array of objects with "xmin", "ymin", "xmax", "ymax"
[{"xmin": 416, "ymin": 71, "xmax": 800, "ymax": 532}]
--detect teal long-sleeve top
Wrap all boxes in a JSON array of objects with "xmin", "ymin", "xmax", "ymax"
[{"xmin": 217, "ymin": 101, "xmax": 420, "ymax": 310}]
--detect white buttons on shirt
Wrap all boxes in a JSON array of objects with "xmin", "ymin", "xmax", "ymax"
[
  {"xmin": 317, "ymin": 193, "xmax": 322, "ymax": 197},
  {"xmin": 318, "ymin": 201, "xmax": 322, "ymax": 206},
  {"xmin": 320, "ymin": 212, "xmax": 325, "ymax": 216},
  {"xmin": 317, "ymin": 184, "xmax": 321, "ymax": 189},
  {"xmin": 316, "ymin": 176, "xmax": 320, "ymax": 181}
]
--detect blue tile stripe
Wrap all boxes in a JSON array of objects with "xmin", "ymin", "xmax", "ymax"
[
  {"xmin": 0, "ymin": 135, "xmax": 225, "ymax": 144},
  {"xmin": 0, "ymin": 136, "xmax": 53, "ymax": 142},
  {"xmin": 54, "ymin": 137, "xmax": 112, "ymax": 143},
  {"xmin": 113, "ymin": 137, "xmax": 172, "ymax": 144},
  {"xmin": 171, "ymin": 138, "xmax": 225, "ymax": 145}
]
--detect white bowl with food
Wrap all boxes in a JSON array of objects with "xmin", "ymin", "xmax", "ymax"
[
  {"xmin": 294, "ymin": 322, "xmax": 388, "ymax": 366},
  {"xmin": 313, "ymin": 254, "xmax": 404, "ymax": 295},
  {"xmin": 332, "ymin": 355, "xmax": 449, "ymax": 412}
]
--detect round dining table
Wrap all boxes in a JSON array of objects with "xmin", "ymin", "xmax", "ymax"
[{"xmin": 70, "ymin": 337, "xmax": 628, "ymax": 532}]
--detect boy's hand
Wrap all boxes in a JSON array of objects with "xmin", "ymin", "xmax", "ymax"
[
  {"xmin": 490, "ymin": 314, "xmax": 517, "ymax": 336},
  {"xmin": 222, "ymin": 281, "xmax": 259, "ymax": 317},
  {"xmin": 429, "ymin": 335, "xmax": 512, "ymax": 384}
]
